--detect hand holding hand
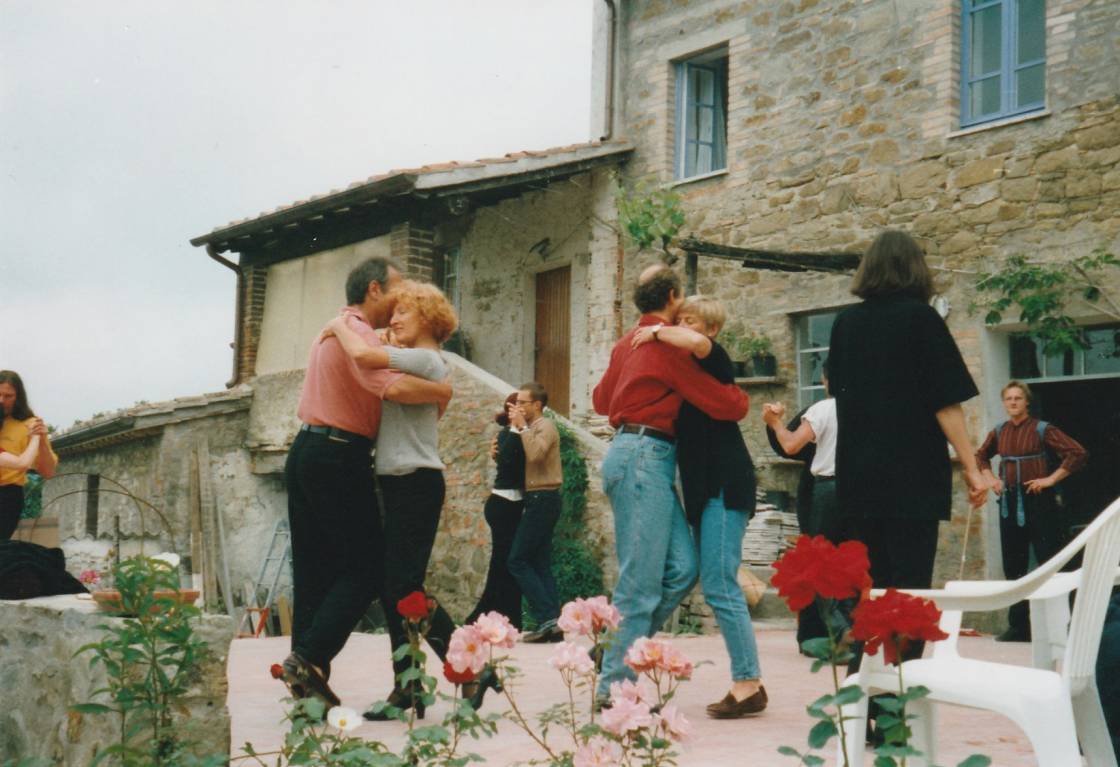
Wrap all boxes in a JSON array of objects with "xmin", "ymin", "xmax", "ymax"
[
  {"xmin": 761, "ymin": 402, "xmax": 786, "ymax": 426},
  {"xmin": 489, "ymin": 434, "xmax": 499, "ymax": 461},
  {"xmin": 26, "ymin": 418, "xmax": 45, "ymax": 436},
  {"xmin": 1024, "ymin": 476, "xmax": 1054, "ymax": 494},
  {"xmin": 510, "ymin": 404, "xmax": 528, "ymax": 430},
  {"xmin": 318, "ymin": 316, "xmax": 345, "ymax": 343},
  {"xmin": 631, "ymin": 326, "xmax": 657, "ymax": 350}
]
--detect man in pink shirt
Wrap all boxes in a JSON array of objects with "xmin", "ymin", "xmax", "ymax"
[{"xmin": 278, "ymin": 257, "xmax": 452, "ymax": 707}]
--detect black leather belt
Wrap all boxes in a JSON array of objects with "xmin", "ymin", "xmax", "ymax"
[
  {"xmin": 814, "ymin": 475, "xmax": 835, "ymax": 481},
  {"xmin": 300, "ymin": 423, "xmax": 373, "ymax": 449},
  {"xmin": 619, "ymin": 423, "xmax": 675, "ymax": 443}
]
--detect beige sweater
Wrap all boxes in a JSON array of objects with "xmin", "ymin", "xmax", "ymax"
[{"xmin": 519, "ymin": 416, "xmax": 562, "ymax": 491}]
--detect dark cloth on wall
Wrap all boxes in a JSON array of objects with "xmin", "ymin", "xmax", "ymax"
[
  {"xmin": 0, "ymin": 539, "xmax": 87, "ymax": 599},
  {"xmin": 285, "ymin": 429, "xmax": 383, "ymax": 673},
  {"xmin": 0, "ymin": 484, "xmax": 24, "ymax": 540},
  {"xmin": 378, "ymin": 469, "xmax": 456, "ymax": 679},
  {"xmin": 829, "ymin": 295, "xmax": 979, "ymax": 522},
  {"xmin": 492, "ymin": 428, "xmax": 526, "ymax": 492},
  {"xmin": 677, "ymin": 341, "xmax": 757, "ymax": 526},
  {"xmin": 466, "ymin": 494, "xmax": 525, "ymax": 628}
]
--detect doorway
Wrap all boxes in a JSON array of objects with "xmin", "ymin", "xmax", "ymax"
[{"xmin": 534, "ymin": 266, "xmax": 571, "ymax": 416}]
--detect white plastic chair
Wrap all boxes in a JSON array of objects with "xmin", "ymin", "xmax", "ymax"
[{"xmin": 838, "ymin": 495, "xmax": 1120, "ymax": 767}]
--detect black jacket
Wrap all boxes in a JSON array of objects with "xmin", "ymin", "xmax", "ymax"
[
  {"xmin": 676, "ymin": 341, "xmax": 756, "ymax": 526},
  {"xmin": 493, "ymin": 427, "xmax": 526, "ymax": 492}
]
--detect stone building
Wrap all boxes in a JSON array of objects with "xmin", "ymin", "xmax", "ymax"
[{"xmin": 46, "ymin": 0, "xmax": 1120, "ymax": 629}]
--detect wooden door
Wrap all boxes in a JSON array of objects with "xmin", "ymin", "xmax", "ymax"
[{"xmin": 534, "ymin": 266, "xmax": 571, "ymax": 416}]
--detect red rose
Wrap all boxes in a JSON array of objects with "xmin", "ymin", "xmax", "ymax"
[
  {"xmin": 850, "ymin": 588, "xmax": 949, "ymax": 665},
  {"xmin": 443, "ymin": 660, "xmax": 476, "ymax": 685},
  {"xmin": 269, "ymin": 663, "xmax": 284, "ymax": 679},
  {"xmin": 397, "ymin": 591, "xmax": 431, "ymax": 621},
  {"xmin": 771, "ymin": 535, "xmax": 872, "ymax": 611}
]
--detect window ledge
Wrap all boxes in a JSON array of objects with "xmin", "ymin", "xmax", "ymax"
[
  {"xmin": 947, "ymin": 109, "xmax": 1051, "ymax": 139},
  {"xmin": 667, "ymin": 168, "xmax": 729, "ymax": 188},
  {"xmin": 735, "ymin": 376, "xmax": 782, "ymax": 386}
]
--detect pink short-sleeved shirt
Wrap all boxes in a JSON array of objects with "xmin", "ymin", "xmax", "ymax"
[{"xmin": 296, "ymin": 308, "xmax": 404, "ymax": 439}]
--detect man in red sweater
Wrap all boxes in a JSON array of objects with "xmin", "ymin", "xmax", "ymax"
[{"xmin": 592, "ymin": 265, "xmax": 750, "ymax": 700}]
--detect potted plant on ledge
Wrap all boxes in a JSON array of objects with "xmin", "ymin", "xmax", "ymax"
[
  {"xmin": 744, "ymin": 332, "xmax": 777, "ymax": 377},
  {"xmin": 716, "ymin": 327, "xmax": 751, "ymax": 378}
]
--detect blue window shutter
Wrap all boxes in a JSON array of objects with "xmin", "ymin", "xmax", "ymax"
[{"xmin": 961, "ymin": 0, "xmax": 1046, "ymax": 128}]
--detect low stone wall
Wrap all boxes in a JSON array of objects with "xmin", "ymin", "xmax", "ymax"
[{"xmin": 0, "ymin": 595, "xmax": 233, "ymax": 764}]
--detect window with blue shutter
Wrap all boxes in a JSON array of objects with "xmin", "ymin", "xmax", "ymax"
[
  {"xmin": 675, "ymin": 49, "xmax": 728, "ymax": 180},
  {"xmin": 961, "ymin": 0, "xmax": 1046, "ymax": 127}
]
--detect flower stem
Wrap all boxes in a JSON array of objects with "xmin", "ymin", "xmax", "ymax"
[
  {"xmin": 500, "ymin": 683, "xmax": 558, "ymax": 759},
  {"xmin": 824, "ymin": 607, "xmax": 851, "ymax": 767}
]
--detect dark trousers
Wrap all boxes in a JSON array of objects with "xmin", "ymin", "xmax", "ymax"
[
  {"xmin": 0, "ymin": 485, "xmax": 24, "ymax": 540},
  {"xmin": 467, "ymin": 493, "xmax": 524, "ymax": 629},
  {"xmin": 285, "ymin": 430, "xmax": 382, "ymax": 673},
  {"xmin": 849, "ymin": 516, "xmax": 940, "ymax": 674},
  {"xmin": 378, "ymin": 469, "xmax": 456, "ymax": 681},
  {"xmin": 508, "ymin": 489, "xmax": 561, "ymax": 624},
  {"xmin": 1001, "ymin": 487, "xmax": 1065, "ymax": 634},
  {"xmin": 800, "ymin": 478, "xmax": 854, "ymax": 644}
]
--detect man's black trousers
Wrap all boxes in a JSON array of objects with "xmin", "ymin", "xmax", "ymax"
[{"xmin": 285, "ymin": 429, "xmax": 382, "ymax": 674}]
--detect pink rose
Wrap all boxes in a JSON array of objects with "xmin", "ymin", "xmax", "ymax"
[
  {"xmin": 584, "ymin": 595, "xmax": 621, "ymax": 633},
  {"xmin": 608, "ymin": 678, "xmax": 655, "ymax": 707},
  {"xmin": 573, "ymin": 736, "xmax": 623, "ymax": 767},
  {"xmin": 473, "ymin": 611, "xmax": 520, "ymax": 648},
  {"xmin": 600, "ymin": 697, "xmax": 653, "ymax": 737},
  {"xmin": 657, "ymin": 703, "xmax": 693, "ymax": 742},
  {"xmin": 447, "ymin": 625, "xmax": 488, "ymax": 674},
  {"xmin": 663, "ymin": 646, "xmax": 694, "ymax": 680},
  {"xmin": 624, "ymin": 636, "xmax": 667, "ymax": 674},
  {"xmin": 548, "ymin": 641, "xmax": 595, "ymax": 676},
  {"xmin": 558, "ymin": 599, "xmax": 595, "ymax": 636},
  {"xmin": 78, "ymin": 569, "xmax": 100, "ymax": 586}
]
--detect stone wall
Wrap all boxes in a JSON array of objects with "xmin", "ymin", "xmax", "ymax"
[
  {"xmin": 0, "ymin": 595, "xmax": 231, "ymax": 764},
  {"xmin": 606, "ymin": 0, "xmax": 1120, "ymax": 598}
]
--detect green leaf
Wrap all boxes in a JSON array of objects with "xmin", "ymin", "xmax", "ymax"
[
  {"xmin": 833, "ymin": 685, "xmax": 864, "ymax": 706},
  {"xmin": 807, "ymin": 719, "xmax": 838, "ymax": 748},
  {"xmin": 873, "ymin": 757, "xmax": 898, "ymax": 767},
  {"xmin": 803, "ymin": 756, "xmax": 825, "ymax": 766},
  {"xmin": 69, "ymin": 703, "xmax": 113, "ymax": 715},
  {"xmin": 800, "ymin": 637, "xmax": 833, "ymax": 659},
  {"xmin": 874, "ymin": 696, "xmax": 903, "ymax": 713},
  {"xmin": 777, "ymin": 745, "xmax": 801, "ymax": 756},
  {"xmin": 956, "ymin": 756, "xmax": 992, "ymax": 767},
  {"xmin": 900, "ymin": 684, "xmax": 930, "ymax": 701}
]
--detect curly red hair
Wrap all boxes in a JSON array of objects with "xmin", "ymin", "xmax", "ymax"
[{"xmin": 391, "ymin": 280, "xmax": 459, "ymax": 344}]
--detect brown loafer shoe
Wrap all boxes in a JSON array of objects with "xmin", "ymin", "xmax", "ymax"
[
  {"xmin": 281, "ymin": 652, "xmax": 341, "ymax": 708},
  {"xmin": 706, "ymin": 686, "xmax": 768, "ymax": 719}
]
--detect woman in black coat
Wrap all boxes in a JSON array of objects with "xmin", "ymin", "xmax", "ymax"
[{"xmin": 467, "ymin": 392, "xmax": 527, "ymax": 628}]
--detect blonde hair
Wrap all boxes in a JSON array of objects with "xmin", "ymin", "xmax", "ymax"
[
  {"xmin": 678, "ymin": 295, "xmax": 727, "ymax": 334},
  {"xmin": 1001, "ymin": 379, "xmax": 1033, "ymax": 403},
  {"xmin": 391, "ymin": 280, "xmax": 459, "ymax": 344}
]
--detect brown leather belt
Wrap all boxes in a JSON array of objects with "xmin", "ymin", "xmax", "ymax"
[{"xmin": 619, "ymin": 423, "xmax": 675, "ymax": 444}]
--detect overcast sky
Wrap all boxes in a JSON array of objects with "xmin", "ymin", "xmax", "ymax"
[{"xmin": 1, "ymin": 1, "xmax": 592, "ymax": 428}]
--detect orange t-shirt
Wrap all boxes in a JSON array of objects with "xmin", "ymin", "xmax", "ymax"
[{"xmin": 296, "ymin": 308, "xmax": 404, "ymax": 439}]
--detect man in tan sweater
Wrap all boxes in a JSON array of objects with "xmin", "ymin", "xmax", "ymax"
[{"xmin": 508, "ymin": 382, "xmax": 564, "ymax": 643}]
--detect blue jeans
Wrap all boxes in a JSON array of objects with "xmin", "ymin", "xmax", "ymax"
[
  {"xmin": 507, "ymin": 489, "xmax": 561, "ymax": 624},
  {"xmin": 698, "ymin": 494, "xmax": 761, "ymax": 681},
  {"xmin": 596, "ymin": 433, "xmax": 698, "ymax": 696}
]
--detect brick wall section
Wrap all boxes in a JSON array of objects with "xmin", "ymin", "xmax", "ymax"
[
  {"xmin": 238, "ymin": 264, "xmax": 268, "ymax": 384},
  {"xmin": 611, "ymin": 0, "xmax": 1120, "ymax": 605},
  {"xmin": 390, "ymin": 221, "xmax": 436, "ymax": 283}
]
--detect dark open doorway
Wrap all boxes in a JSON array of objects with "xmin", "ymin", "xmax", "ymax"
[{"xmin": 1031, "ymin": 377, "xmax": 1120, "ymax": 528}]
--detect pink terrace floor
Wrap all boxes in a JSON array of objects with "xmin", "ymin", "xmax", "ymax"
[{"xmin": 228, "ymin": 625, "xmax": 1043, "ymax": 766}]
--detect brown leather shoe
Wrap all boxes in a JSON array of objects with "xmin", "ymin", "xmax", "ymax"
[{"xmin": 706, "ymin": 685, "xmax": 768, "ymax": 719}]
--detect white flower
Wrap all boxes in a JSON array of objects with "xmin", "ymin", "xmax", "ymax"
[
  {"xmin": 151, "ymin": 552, "xmax": 181, "ymax": 569},
  {"xmin": 327, "ymin": 706, "xmax": 361, "ymax": 731},
  {"xmin": 548, "ymin": 641, "xmax": 595, "ymax": 675}
]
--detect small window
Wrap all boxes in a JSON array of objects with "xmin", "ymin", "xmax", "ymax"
[
  {"xmin": 1010, "ymin": 324, "xmax": 1120, "ymax": 381},
  {"xmin": 796, "ymin": 312, "xmax": 837, "ymax": 408},
  {"xmin": 674, "ymin": 48, "xmax": 728, "ymax": 180},
  {"xmin": 961, "ymin": 0, "xmax": 1046, "ymax": 128},
  {"xmin": 84, "ymin": 474, "xmax": 100, "ymax": 537},
  {"xmin": 441, "ymin": 246, "xmax": 461, "ymax": 311}
]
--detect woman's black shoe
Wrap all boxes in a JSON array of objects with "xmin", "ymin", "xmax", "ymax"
[
  {"xmin": 464, "ymin": 665, "xmax": 502, "ymax": 710},
  {"xmin": 363, "ymin": 686, "xmax": 426, "ymax": 721}
]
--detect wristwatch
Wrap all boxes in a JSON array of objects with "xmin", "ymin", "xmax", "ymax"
[{"xmin": 652, "ymin": 323, "xmax": 663, "ymax": 339}]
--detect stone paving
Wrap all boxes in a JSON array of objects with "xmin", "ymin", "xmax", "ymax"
[{"xmin": 227, "ymin": 624, "xmax": 1046, "ymax": 765}]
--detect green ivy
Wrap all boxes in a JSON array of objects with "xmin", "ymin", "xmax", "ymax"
[
  {"xmin": 974, "ymin": 249, "xmax": 1120, "ymax": 356},
  {"xmin": 20, "ymin": 471, "xmax": 42, "ymax": 520},
  {"xmin": 615, "ymin": 182, "xmax": 687, "ymax": 255},
  {"xmin": 550, "ymin": 417, "xmax": 604, "ymax": 607}
]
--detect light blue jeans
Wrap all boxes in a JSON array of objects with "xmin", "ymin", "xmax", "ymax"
[
  {"xmin": 596, "ymin": 432, "xmax": 699, "ymax": 696},
  {"xmin": 698, "ymin": 493, "xmax": 761, "ymax": 681}
]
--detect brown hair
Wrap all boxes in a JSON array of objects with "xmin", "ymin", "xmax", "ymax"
[
  {"xmin": 1001, "ymin": 380, "xmax": 1033, "ymax": 403},
  {"xmin": 633, "ymin": 266, "xmax": 682, "ymax": 314},
  {"xmin": 850, "ymin": 230, "xmax": 933, "ymax": 302},
  {"xmin": 518, "ymin": 381, "xmax": 549, "ymax": 409},
  {"xmin": 495, "ymin": 392, "xmax": 518, "ymax": 426},
  {"xmin": 0, "ymin": 370, "xmax": 35, "ymax": 420},
  {"xmin": 391, "ymin": 280, "xmax": 459, "ymax": 344}
]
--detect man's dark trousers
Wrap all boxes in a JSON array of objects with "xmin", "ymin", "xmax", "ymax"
[
  {"xmin": 286, "ymin": 429, "xmax": 382, "ymax": 675},
  {"xmin": 508, "ymin": 489, "xmax": 562, "ymax": 624}
]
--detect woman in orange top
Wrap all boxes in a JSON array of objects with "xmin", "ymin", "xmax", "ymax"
[{"xmin": 0, "ymin": 371, "xmax": 58, "ymax": 539}]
